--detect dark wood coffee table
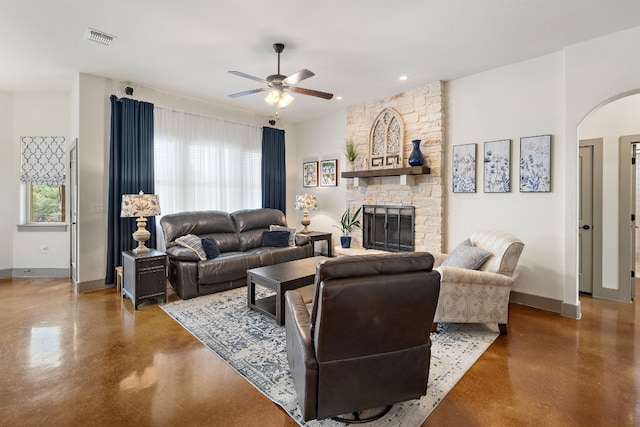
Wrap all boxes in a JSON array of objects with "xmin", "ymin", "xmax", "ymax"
[{"xmin": 247, "ymin": 256, "xmax": 328, "ymax": 325}]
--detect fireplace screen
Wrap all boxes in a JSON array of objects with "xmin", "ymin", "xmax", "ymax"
[{"xmin": 363, "ymin": 205, "xmax": 415, "ymax": 252}]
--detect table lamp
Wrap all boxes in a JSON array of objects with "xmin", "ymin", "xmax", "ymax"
[
  {"xmin": 120, "ymin": 191, "xmax": 161, "ymax": 254},
  {"xmin": 295, "ymin": 194, "xmax": 317, "ymax": 234}
]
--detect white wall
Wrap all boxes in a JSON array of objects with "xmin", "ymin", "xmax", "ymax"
[
  {"xmin": 446, "ymin": 52, "xmax": 566, "ymax": 300},
  {"xmin": 578, "ymin": 94, "xmax": 640, "ymax": 290},
  {"xmin": 12, "ymin": 92, "xmax": 70, "ymax": 272},
  {"xmin": 0, "ymin": 91, "xmax": 13, "ymax": 274},
  {"xmin": 292, "ymin": 108, "xmax": 347, "ymax": 250}
]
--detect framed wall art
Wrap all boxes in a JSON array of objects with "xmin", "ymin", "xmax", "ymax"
[
  {"xmin": 320, "ymin": 159, "xmax": 338, "ymax": 187},
  {"xmin": 452, "ymin": 143, "xmax": 476, "ymax": 193},
  {"xmin": 483, "ymin": 139, "xmax": 511, "ymax": 193},
  {"xmin": 520, "ymin": 135, "xmax": 551, "ymax": 192},
  {"xmin": 303, "ymin": 161, "xmax": 318, "ymax": 187}
]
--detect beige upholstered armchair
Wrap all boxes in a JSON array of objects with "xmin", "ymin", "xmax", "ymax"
[{"xmin": 431, "ymin": 230, "xmax": 524, "ymax": 335}]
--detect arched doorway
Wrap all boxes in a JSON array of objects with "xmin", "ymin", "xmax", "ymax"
[{"xmin": 578, "ymin": 92, "xmax": 640, "ymax": 302}]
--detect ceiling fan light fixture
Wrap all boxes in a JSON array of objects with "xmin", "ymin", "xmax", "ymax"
[{"xmin": 265, "ymin": 90, "xmax": 294, "ymax": 108}]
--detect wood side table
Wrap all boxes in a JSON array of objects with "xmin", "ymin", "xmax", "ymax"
[
  {"xmin": 304, "ymin": 231, "xmax": 333, "ymax": 257},
  {"xmin": 122, "ymin": 249, "xmax": 167, "ymax": 309},
  {"xmin": 247, "ymin": 256, "xmax": 329, "ymax": 325}
]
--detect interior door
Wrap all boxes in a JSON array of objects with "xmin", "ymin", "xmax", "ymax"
[
  {"xmin": 69, "ymin": 140, "xmax": 78, "ymax": 284},
  {"xmin": 579, "ymin": 145, "xmax": 594, "ymax": 293}
]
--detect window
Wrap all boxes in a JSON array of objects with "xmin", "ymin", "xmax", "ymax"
[
  {"xmin": 20, "ymin": 136, "xmax": 66, "ymax": 224},
  {"xmin": 153, "ymin": 108, "xmax": 262, "ymax": 215},
  {"xmin": 30, "ymin": 184, "xmax": 65, "ymax": 222}
]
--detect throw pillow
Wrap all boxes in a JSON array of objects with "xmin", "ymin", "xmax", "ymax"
[
  {"xmin": 175, "ymin": 234, "xmax": 207, "ymax": 261},
  {"xmin": 261, "ymin": 230, "xmax": 291, "ymax": 248},
  {"xmin": 270, "ymin": 225, "xmax": 296, "ymax": 246},
  {"xmin": 201, "ymin": 237, "xmax": 221, "ymax": 259},
  {"xmin": 441, "ymin": 239, "xmax": 491, "ymax": 270}
]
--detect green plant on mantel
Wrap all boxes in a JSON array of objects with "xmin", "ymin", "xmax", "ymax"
[
  {"xmin": 334, "ymin": 206, "xmax": 362, "ymax": 236},
  {"xmin": 343, "ymin": 139, "xmax": 358, "ymax": 163}
]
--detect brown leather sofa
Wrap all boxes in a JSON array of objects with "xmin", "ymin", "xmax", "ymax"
[
  {"xmin": 285, "ymin": 252, "xmax": 441, "ymax": 422},
  {"xmin": 160, "ymin": 208, "xmax": 312, "ymax": 299}
]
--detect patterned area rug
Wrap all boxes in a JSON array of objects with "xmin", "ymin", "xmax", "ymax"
[{"xmin": 161, "ymin": 288, "xmax": 499, "ymax": 426}]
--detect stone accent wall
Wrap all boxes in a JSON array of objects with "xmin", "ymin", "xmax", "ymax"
[{"xmin": 345, "ymin": 82, "xmax": 444, "ymax": 252}]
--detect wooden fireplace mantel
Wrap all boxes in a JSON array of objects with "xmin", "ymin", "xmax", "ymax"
[{"xmin": 340, "ymin": 165, "xmax": 430, "ymax": 187}]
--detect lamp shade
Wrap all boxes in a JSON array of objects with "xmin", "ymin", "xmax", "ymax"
[
  {"xmin": 120, "ymin": 192, "xmax": 161, "ymax": 218},
  {"xmin": 295, "ymin": 194, "xmax": 317, "ymax": 211}
]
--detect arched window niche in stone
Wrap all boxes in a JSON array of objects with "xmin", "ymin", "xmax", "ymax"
[{"xmin": 368, "ymin": 108, "xmax": 404, "ymax": 169}]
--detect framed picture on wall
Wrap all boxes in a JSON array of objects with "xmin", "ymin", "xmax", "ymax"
[
  {"xmin": 320, "ymin": 159, "xmax": 338, "ymax": 187},
  {"xmin": 453, "ymin": 143, "xmax": 476, "ymax": 193},
  {"xmin": 520, "ymin": 135, "xmax": 551, "ymax": 192},
  {"xmin": 483, "ymin": 139, "xmax": 511, "ymax": 193},
  {"xmin": 303, "ymin": 161, "xmax": 318, "ymax": 187}
]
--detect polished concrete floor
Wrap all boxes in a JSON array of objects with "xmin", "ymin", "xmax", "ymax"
[{"xmin": 0, "ymin": 278, "xmax": 638, "ymax": 427}]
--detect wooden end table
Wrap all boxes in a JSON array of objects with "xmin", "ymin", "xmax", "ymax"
[
  {"xmin": 122, "ymin": 249, "xmax": 167, "ymax": 310},
  {"xmin": 303, "ymin": 231, "xmax": 333, "ymax": 257},
  {"xmin": 247, "ymin": 256, "xmax": 328, "ymax": 325}
]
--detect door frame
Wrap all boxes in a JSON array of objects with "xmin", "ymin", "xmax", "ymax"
[
  {"xmin": 618, "ymin": 134, "xmax": 640, "ymax": 302},
  {"xmin": 69, "ymin": 138, "xmax": 79, "ymax": 286},
  {"xmin": 579, "ymin": 138, "xmax": 604, "ymax": 298}
]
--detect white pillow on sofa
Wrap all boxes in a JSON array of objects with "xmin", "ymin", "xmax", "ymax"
[
  {"xmin": 175, "ymin": 234, "xmax": 207, "ymax": 261},
  {"xmin": 269, "ymin": 225, "xmax": 296, "ymax": 246}
]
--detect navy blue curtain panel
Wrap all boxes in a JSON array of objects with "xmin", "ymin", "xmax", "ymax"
[
  {"xmin": 105, "ymin": 95, "xmax": 155, "ymax": 284},
  {"xmin": 261, "ymin": 127, "xmax": 286, "ymax": 213}
]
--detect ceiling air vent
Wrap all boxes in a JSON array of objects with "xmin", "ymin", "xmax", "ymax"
[{"xmin": 85, "ymin": 28, "xmax": 116, "ymax": 46}]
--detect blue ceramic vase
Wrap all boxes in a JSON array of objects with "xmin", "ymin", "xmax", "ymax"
[{"xmin": 408, "ymin": 139, "xmax": 424, "ymax": 167}]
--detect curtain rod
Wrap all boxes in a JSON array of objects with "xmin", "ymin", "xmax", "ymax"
[{"xmin": 154, "ymin": 105, "xmax": 262, "ymax": 130}]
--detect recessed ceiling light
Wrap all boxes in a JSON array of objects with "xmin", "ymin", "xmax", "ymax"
[
  {"xmin": 336, "ymin": 96, "xmax": 343, "ymax": 101},
  {"xmin": 399, "ymin": 75, "xmax": 408, "ymax": 81}
]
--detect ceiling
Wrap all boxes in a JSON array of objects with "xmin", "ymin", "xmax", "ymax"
[{"xmin": 2, "ymin": 1, "xmax": 640, "ymax": 123}]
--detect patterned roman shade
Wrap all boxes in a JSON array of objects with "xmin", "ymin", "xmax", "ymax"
[{"xmin": 20, "ymin": 136, "xmax": 66, "ymax": 185}]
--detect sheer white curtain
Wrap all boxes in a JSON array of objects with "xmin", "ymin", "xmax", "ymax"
[{"xmin": 154, "ymin": 107, "xmax": 262, "ymax": 216}]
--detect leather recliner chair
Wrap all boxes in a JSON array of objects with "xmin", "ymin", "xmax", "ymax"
[{"xmin": 285, "ymin": 252, "xmax": 441, "ymax": 422}]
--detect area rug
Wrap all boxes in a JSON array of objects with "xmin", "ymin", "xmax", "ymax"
[{"xmin": 161, "ymin": 288, "xmax": 499, "ymax": 426}]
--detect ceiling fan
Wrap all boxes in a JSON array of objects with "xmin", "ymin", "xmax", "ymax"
[{"xmin": 228, "ymin": 43, "xmax": 333, "ymax": 108}]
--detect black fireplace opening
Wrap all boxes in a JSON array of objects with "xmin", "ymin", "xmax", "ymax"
[{"xmin": 363, "ymin": 205, "xmax": 415, "ymax": 252}]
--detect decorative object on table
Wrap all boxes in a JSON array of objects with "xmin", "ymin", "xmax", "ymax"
[
  {"xmin": 295, "ymin": 194, "xmax": 318, "ymax": 233},
  {"xmin": 483, "ymin": 139, "xmax": 511, "ymax": 193},
  {"xmin": 369, "ymin": 108, "xmax": 404, "ymax": 169},
  {"xmin": 302, "ymin": 161, "xmax": 318, "ymax": 187},
  {"xmin": 343, "ymin": 138, "xmax": 358, "ymax": 170},
  {"xmin": 408, "ymin": 139, "xmax": 425, "ymax": 166},
  {"xmin": 161, "ymin": 287, "xmax": 500, "ymax": 427},
  {"xmin": 520, "ymin": 134, "xmax": 551, "ymax": 192},
  {"xmin": 320, "ymin": 159, "xmax": 338, "ymax": 187},
  {"xmin": 334, "ymin": 206, "xmax": 362, "ymax": 248},
  {"xmin": 452, "ymin": 143, "xmax": 477, "ymax": 193},
  {"xmin": 120, "ymin": 191, "xmax": 161, "ymax": 253}
]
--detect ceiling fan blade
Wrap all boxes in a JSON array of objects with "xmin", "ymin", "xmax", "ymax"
[
  {"xmin": 228, "ymin": 88, "xmax": 268, "ymax": 98},
  {"xmin": 228, "ymin": 70, "xmax": 268, "ymax": 84},
  {"xmin": 283, "ymin": 69, "xmax": 315, "ymax": 86},
  {"xmin": 290, "ymin": 86, "xmax": 334, "ymax": 100}
]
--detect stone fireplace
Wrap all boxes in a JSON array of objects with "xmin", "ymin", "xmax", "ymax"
[{"xmin": 344, "ymin": 82, "xmax": 444, "ymax": 253}]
